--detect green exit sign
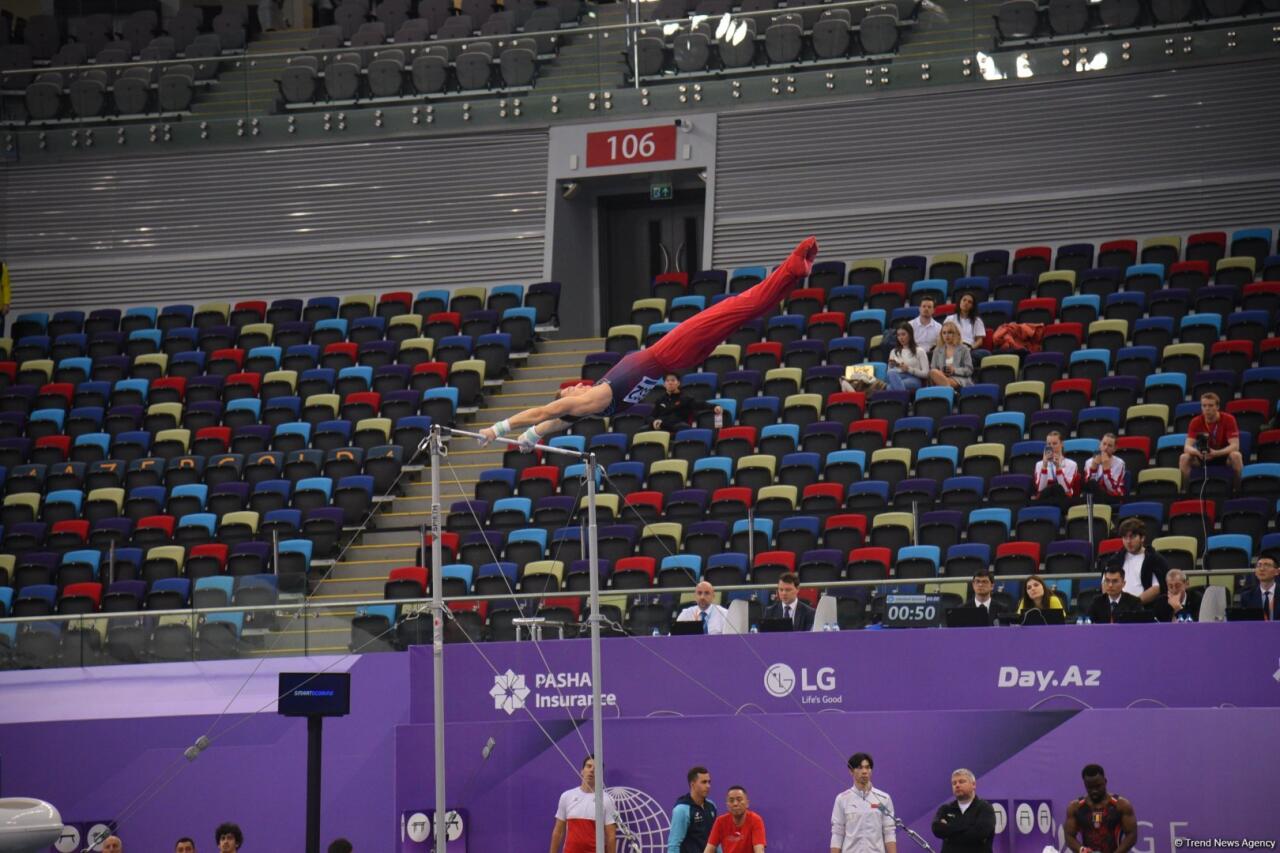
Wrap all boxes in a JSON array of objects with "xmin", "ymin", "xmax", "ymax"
[{"xmin": 649, "ymin": 182, "xmax": 673, "ymax": 201}]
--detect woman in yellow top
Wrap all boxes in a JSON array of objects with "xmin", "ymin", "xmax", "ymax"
[{"xmin": 1016, "ymin": 576, "xmax": 1066, "ymax": 615}]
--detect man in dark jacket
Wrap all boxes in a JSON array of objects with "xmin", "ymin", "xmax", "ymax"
[
  {"xmin": 651, "ymin": 374, "xmax": 722, "ymax": 434},
  {"xmin": 1087, "ymin": 567, "xmax": 1145, "ymax": 624},
  {"xmin": 668, "ymin": 766, "xmax": 716, "ymax": 853},
  {"xmin": 931, "ymin": 768, "xmax": 996, "ymax": 853}
]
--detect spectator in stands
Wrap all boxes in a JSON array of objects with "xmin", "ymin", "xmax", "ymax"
[
  {"xmin": 1086, "ymin": 567, "xmax": 1144, "ymax": 624},
  {"xmin": 910, "ymin": 296, "xmax": 942, "ymax": 353},
  {"xmin": 479, "ymin": 238, "xmax": 818, "ymax": 450},
  {"xmin": 830, "ymin": 752, "xmax": 896, "ymax": 853},
  {"xmin": 651, "ymin": 373, "xmax": 721, "ymax": 434},
  {"xmin": 763, "ymin": 572, "xmax": 815, "ymax": 630},
  {"xmin": 704, "ymin": 785, "xmax": 765, "ymax": 853},
  {"xmin": 101, "ymin": 836, "xmax": 123, "ymax": 853},
  {"xmin": 943, "ymin": 293, "xmax": 985, "ymax": 350},
  {"xmin": 928, "ymin": 323, "xmax": 974, "ymax": 390},
  {"xmin": 1081, "ymin": 433, "xmax": 1126, "ymax": 504},
  {"xmin": 965, "ymin": 569, "xmax": 1008, "ymax": 622},
  {"xmin": 1178, "ymin": 392, "xmax": 1244, "ymax": 491},
  {"xmin": 1104, "ymin": 518, "xmax": 1166, "ymax": 605},
  {"xmin": 175, "ymin": 839, "xmax": 197, "ymax": 853},
  {"xmin": 550, "ymin": 755, "xmax": 617, "ymax": 853},
  {"xmin": 1237, "ymin": 556, "xmax": 1278, "ymax": 620},
  {"xmin": 215, "ymin": 823, "xmax": 243, "ymax": 852},
  {"xmin": 1151, "ymin": 569, "xmax": 1201, "ymax": 622},
  {"xmin": 886, "ymin": 323, "xmax": 930, "ymax": 394},
  {"xmin": 1063, "ymin": 764, "xmax": 1137, "ymax": 853},
  {"xmin": 930, "ymin": 768, "xmax": 996, "ymax": 853},
  {"xmin": 327, "ymin": 840, "xmax": 353, "ymax": 853},
  {"xmin": 676, "ymin": 581, "xmax": 733, "ymax": 635},
  {"xmin": 669, "ymin": 766, "xmax": 717, "ymax": 853},
  {"xmin": 1032, "ymin": 431, "xmax": 1077, "ymax": 511},
  {"xmin": 1015, "ymin": 576, "xmax": 1066, "ymax": 618}
]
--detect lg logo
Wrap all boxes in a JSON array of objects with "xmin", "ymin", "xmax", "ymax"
[
  {"xmin": 763, "ymin": 663, "xmax": 836, "ymax": 698},
  {"xmin": 764, "ymin": 664, "xmax": 796, "ymax": 697}
]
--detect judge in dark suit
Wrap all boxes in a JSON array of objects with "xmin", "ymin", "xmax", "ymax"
[
  {"xmin": 931, "ymin": 768, "xmax": 996, "ymax": 853},
  {"xmin": 1151, "ymin": 568, "xmax": 1203, "ymax": 622},
  {"xmin": 1237, "ymin": 556, "xmax": 1278, "ymax": 620},
  {"xmin": 1087, "ymin": 567, "xmax": 1145, "ymax": 624},
  {"xmin": 761, "ymin": 572, "xmax": 815, "ymax": 631},
  {"xmin": 963, "ymin": 569, "xmax": 1011, "ymax": 624}
]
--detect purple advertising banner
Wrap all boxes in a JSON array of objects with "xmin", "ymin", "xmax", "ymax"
[
  {"xmin": 395, "ymin": 709, "xmax": 1280, "ymax": 852},
  {"xmin": 409, "ymin": 623, "xmax": 1280, "ymax": 723}
]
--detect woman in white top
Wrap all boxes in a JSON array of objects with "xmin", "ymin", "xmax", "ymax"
[
  {"xmin": 943, "ymin": 292, "xmax": 986, "ymax": 348},
  {"xmin": 886, "ymin": 323, "xmax": 930, "ymax": 394}
]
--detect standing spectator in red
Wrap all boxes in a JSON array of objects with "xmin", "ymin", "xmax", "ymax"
[
  {"xmin": 704, "ymin": 786, "xmax": 765, "ymax": 853},
  {"xmin": 1178, "ymin": 392, "xmax": 1243, "ymax": 490}
]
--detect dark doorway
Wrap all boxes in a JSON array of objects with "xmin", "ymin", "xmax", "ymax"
[{"xmin": 598, "ymin": 189, "xmax": 706, "ymax": 331}]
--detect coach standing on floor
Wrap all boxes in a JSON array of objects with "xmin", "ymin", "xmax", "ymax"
[
  {"xmin": 669, "ymin": 766, "xmax": 717, "ymax": 853},
  {"xmin": 831, "ymin": 752, "xmax": 897, "ymax": 853},
  {"xmin": 931, "ymin": 769, "xmax": 995, "ymax": 853}
]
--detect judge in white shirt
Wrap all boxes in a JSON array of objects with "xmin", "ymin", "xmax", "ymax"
[
  {"xmin": 831, "ymin": 752, "xmax": 897, "ymax": 853},
  {"xmin": 676, "ymin": 580, "xmax": 733, "ymax": 635}
]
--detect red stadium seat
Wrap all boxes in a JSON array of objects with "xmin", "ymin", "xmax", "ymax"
[
  {"xmin": 389, "ymin": 565, "xmax": 429, "ymax": 589},
  {"xmin": 614, "ymin": 556, "xmax": 656, "ymax": 583}
]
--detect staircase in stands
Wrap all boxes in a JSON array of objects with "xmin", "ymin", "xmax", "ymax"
[{"xmin": 253, "ymin": 333, "xmax": 604, "ymax": 657}]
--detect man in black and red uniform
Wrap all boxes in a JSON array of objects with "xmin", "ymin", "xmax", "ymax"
[
  {"xmin": 1063, "ymin": 764, "xmax": 1137, "ymax": 853},
  {"xmin": 478, "ymin": 237, "xmax": 819, "ymax": 450}
]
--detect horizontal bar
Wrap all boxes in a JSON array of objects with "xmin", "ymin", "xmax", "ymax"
[{"xmin": 442, "ymin": 425, "xmax": 588, "ymax": 459}]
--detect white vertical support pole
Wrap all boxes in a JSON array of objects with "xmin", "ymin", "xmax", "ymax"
[
  {"xmin": 632, "ymin": 0, "xmax": 642, "ymax": 90},
  {"xmin": 429, "ymin": 425, "xmax": 448, "ymax": 853},
  {"xmin": 585, "ymin": 452, "xmax": 606, "ymax": 852}
]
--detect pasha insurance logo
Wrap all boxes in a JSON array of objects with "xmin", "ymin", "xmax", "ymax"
[{"xmin": 490, "ymin": 669, "xmax": 530, "ymax": 715}]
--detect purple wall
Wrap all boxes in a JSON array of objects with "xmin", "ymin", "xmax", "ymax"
[
  {"xmin": 395, "ymin": 709, "xmax": 1280, "ymax": 852},
  {"xmin": 0, "ymin": 653, "xmax": 410, "ymax": 852},
  {"xmin": 0, "ymin": 622, "xmax": 1275, "ymax": 851}
]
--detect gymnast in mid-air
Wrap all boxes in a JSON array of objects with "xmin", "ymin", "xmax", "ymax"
[{"xmin": 479, "ymin": 236, "xmax": 820, "ymax": 450}]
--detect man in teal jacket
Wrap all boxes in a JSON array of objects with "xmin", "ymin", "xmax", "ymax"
[{"xmin": 668, "ymin": 766, "xmax": 717, "ymax": 853}]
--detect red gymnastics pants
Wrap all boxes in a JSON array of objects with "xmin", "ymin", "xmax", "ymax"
[{"xmin": 602, "ymin": 236, "xmax": 819, "ymax": 400}]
